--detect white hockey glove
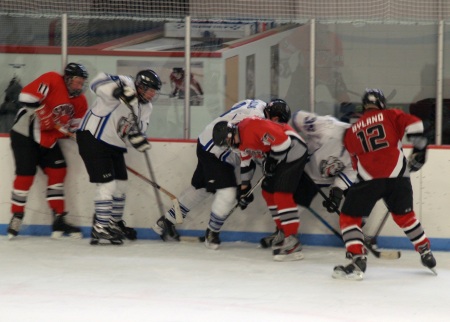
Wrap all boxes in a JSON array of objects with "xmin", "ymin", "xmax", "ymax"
[
  {"xmin": 129, "ymin": 132, "xmax": 151, "ymax": 152},
  {"xmin": 113, "ymin": 86, "xmax": 137, "ymax": 105},
  {"xmin": 320, "ymin": 156, "xmax": 345, "ymax": 178}
]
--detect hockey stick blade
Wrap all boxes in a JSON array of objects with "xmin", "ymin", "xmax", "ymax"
[
  {"xmin": 366, "ymin": 244, "xmax": 401, "ymax": 260},
  {"xmin": 179, "ymin": 236, "xmax": 204, "ymax": 242},
  {"xmin": 172, "ymin": 198, "xmax": 183, "ymax": 224}
]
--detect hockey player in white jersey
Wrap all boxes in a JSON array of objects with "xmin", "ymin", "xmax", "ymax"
[
  {"xmin": 77, "ymin": 69, "xmax": 162, "ymax": 245},
  {"xmin": 153, "ymin": 99, "xmax": 291, "ymax": 249},
  {"xmin": 260, "ymin": 110, "xmax": 357, "ymax": 248}
]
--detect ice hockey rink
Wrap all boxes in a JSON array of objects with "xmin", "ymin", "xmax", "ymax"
[{"xmin": 1, "ymin": 236, "xmax": 449, "ymax": 322}]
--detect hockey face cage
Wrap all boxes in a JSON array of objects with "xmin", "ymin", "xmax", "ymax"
[
  {"xmin": 135, "ymin": 69, "xmax": 162, "ymax": 103},
  {"xmin": 64, "ymin": 62, "xmax": 89, "ymax": 97}
]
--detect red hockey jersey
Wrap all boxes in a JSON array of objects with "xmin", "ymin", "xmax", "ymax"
[
  {"xmin": 344, "ymin": 108, "xmax": 424, "ymax": 180},
  {"xmin": 17, "ymin": 71, "xmax": 88, "ymax": 148},
  {"xmin": 237, "ymin": 117, "xmax": 306, "ymax": 165}
]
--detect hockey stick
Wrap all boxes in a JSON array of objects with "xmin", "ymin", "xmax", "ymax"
[
  {"xmin": 126, "ymin": 164, "xmax": 182, "ymax": 223},
  {"xmin": 306, "ymin": 207, "xmax": 345, "ymax": 242},
  {"xmin": 228, "ymin": 175, "xmax": 265, "ymax": 217},
  {"xmin": 55, "ymin": 122, "xmax": 183, "ymax": 223},
  {"xmin": 364, "ymin": 209, "xmax": 390, "ymax": 246},
  {"xmin": 143, "ymin": 149, "xmax": 171, "ymax": 221},
  {"xmin": 197, "ymin": 175, "xmax": 265, "ymax": 242},
  {"xmin": 303, "ymin": 173, "xmax": 401, "ymax": 259},
  {"xmin": 117, "ymin": 93, "xmax": 183, "ymax": 223}
]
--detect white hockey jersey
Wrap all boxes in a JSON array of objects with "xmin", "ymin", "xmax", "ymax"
[
  {"xmin": 198, "ymin": 99, "xmax": 267, "ymax": 167},
  {"xmin": 78, "ymin": 72, "xmax": 152, "ymax": 150},
  {"xmin": 291, "ymin": 111, "xmax": 356, "ymax": 190}
]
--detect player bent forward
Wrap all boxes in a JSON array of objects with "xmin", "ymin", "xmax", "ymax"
[
  {"xmin": 213, "ymin": 116, "xmax": 308, "ymax": 261},
  {"xmin": 152, "ymin": 99, "xmax": 291, "ymax": 250}
]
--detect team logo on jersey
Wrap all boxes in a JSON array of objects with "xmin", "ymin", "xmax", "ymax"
[
  {"xmin": 52, "ymin": 103, "xmax": 74, "ymax": 126},
  {"xmin": 117, "ymin": 114, "xmax": 135, "ymax": 141},
  {"xmin": 261, "ymin": 132, "xmax": 275, "ymax": 146},
  {"xmin": 243, "ymin": 148, "xmax": 264, "ymax": 159},
  {"xmin": 304, "ymin": 116, "xmax": 317, "ymax": 133},
  {"xmin": 319, "ymin": 156, "xmax": 344, "ymax": 177}
]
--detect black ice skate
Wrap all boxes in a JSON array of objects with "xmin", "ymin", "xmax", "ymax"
[
  {"xmin": 272, "ymin": 234, "xmax": 304, "ymax": 261},
  {"xmin": 204, "ymin": 228, "xmax": 221, "ymax": 250},
  {"xmin": 109, "ymin": 220, "xmax": 137, "ymax": 240},
  {"xmin": 51, "ymin": 212, "xmax": 82, "ymax": 239},
  {"xmin": 7, "ymin": 212, "xmax": 24, "ymax": 239},
  {"xmin": 260, "ymin": 229, "xmax": 282, "ymax": 249},
  {"xmin": 332, "ymin": 252, "xmax": 367, "ymax": 281},
  {"xmin": 418, "ymin": 243, "xmax": 437, "ymax": 275},
  {"xmin": 90, "ymin": 223, "xmax": 123, "ymax": 245},
  {"xmin": 152, "ymin": 216, "xmax": 180, "ymax": 241}
]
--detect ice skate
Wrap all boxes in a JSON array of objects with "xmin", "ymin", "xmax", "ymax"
[
  {"xmin": 260, "ymin": 229, "xmax": 282, "ymax": 248},
  {"xmin": 204, "ymin": 228, "xmax": 221, "ymax": 250},
  {"xmin": 332, "ymin": 253, "xmax": 367, "ymax": 281},
  {"xmin": 418, "ymin": 244, "xmax": 437, "ymax": 275},
  {"xmin": 109, "ymin": 220, "xmax": 137, "ymax": 240},
  {"xmin": 90, "ymin": 223, "xmax": 123, "ymax": 245},
  {"xmin": 272, "ymin": 234, "xmax": 304, "ymax": 261},
  {"xmin": 7, "ymin": 212, "xmax": 24, "ymax": 239},
  {"xmin": 51, "ymin": 212, "xmax": 82, "ymax": 239},
  {"xmin": 152, "ymin": 216, "xmax": 180, "ymax": 241}
]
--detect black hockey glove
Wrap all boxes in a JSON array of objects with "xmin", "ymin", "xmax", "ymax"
[
  {"xmin": 322, "ymin": 187, "xmax": 344, "ymax": 213},
  {"xmin": 408, "ymin": 147, "xmax": 427, "ymax": 172},
  {"xmin": 128, "ymin": 132, "xmax": 151, "ymax": 152},
  {"xmin": 113, "ymin": 86, "xmax": 137, "ymax": 104},
  {"xmin": 237, "ymin": 184, "xmax": 254, "ymax": 210},
  {"xmin": 262, "ymin": 157, "xmax": 277, "ymax": 177}
]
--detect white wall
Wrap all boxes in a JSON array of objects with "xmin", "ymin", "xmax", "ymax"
[{"xmin": 1, "ymin": 137, "xmax": 449, "ymax": 249}]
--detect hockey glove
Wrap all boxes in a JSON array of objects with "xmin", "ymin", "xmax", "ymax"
[
  {"xmin": 129, "ymin": 132, "xmax": 151, "ymax": 152},
  {"xmin": 113, "ymin": 86, "xmax": 137, "ymax": 105},
  {"xmin": 237, "ymin": 184, "xmax": 254, "ymax": 210},
  {"xmin": 322, "ymin": 187, "xmax": 344, "ymax": 213},
  {"xmin": 408, "ymin": 147, "xmax": 427, "ymax": 172},
  {"xmin": 262, "ymin": 157, "xmax": 277, "ymax": 177}
]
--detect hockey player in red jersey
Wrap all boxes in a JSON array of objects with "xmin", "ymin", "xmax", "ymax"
[
  {"xmin": 259, "ymin": 110, "xmax": 357, "ymax": 248},
  {"xmin": 213, "ymin": 116, "xmax": 308, "ymax": 261},
  {"xmin": 153, "ymin": 99, "xmax": 291, "ymax": 250},
  {"xmin": 7, "ymin": 62, "xmax": 89, "ymax": 239},
  {"xmin": 332, "ymin": 88, "xmax": 437, "ymax": 280}
]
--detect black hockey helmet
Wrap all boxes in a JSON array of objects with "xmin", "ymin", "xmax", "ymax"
[
  {"xmin": 212, "ymin": 121, "xmax": 239, "ymax": 148},
  {"xmin": 135, "ymin": 69, "xmax": 162, "ymax": 103},
  {"xmin": 264, "ymin": 99, "xmax": 291, "ymax": 123},
  {"xmin": 362, "ymin": 89, "xmax": 386, "ymax": 110},
  {"xmin": 63, "ymin": 63, "xmax": 88, "ymax": 97},
  {"xmin": 64, "ymin": 63, "xmax": 89, "ymax": 79}
]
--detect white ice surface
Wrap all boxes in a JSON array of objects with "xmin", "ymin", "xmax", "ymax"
[{"xmin": 1, "ymin": 237, "xmax": 448, "ymax": 322}]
